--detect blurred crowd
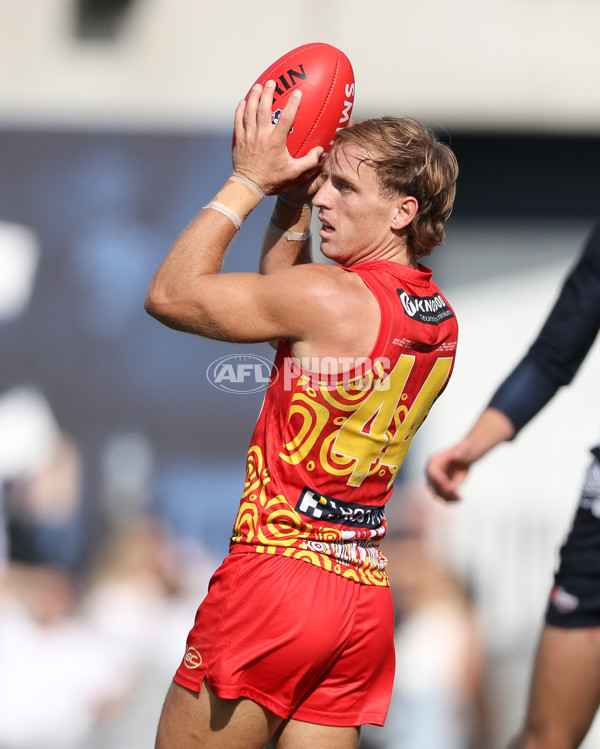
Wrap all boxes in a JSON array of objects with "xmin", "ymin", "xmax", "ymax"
[
  {"xmin": 362, "ymin": 488, "xmax": 487, "ymax": 749},
  {"xmin": 0, "ymin": 393, "xmax": 215, "ymax": 749}
]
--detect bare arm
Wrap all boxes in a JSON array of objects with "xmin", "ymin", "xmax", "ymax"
[
  {"xmin": 145, "ymin": 81, "xmax": 325, "ymax": 343},
  {"xmin": 425, "ymin": 407, "xmax": 516, "ymax": 502},
  {"xmin": 260, "ymin": 197, "xmax": 313, "ymax": 275},
  {"xmin": 259, "ymin": 167, "xmax": 326, "ymax": 275}
]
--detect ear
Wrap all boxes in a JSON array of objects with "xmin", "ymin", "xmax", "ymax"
[{"xmin": 391, "ymin": 196, "xmax": 418, "ymax": 231}]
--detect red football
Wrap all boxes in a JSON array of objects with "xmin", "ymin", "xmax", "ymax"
[{"xmin": 238, "ymin": 42, "xmax": 355, "ymax": 162}]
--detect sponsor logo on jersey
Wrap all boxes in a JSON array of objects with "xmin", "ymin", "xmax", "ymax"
[
  {"xmin": 549, "ymin": 584, "xmax": 579, "ymax": 614},
  {"xmin": 184, "ymin": 646, "xmax": 202, "ymax": 669},
  {"xmin": 296, "ymin": 486, "xmax": 385, "ymax": 529},
  {"xmin": 396, "ymin": 288, "xmax": 453, "ymax": 326}
]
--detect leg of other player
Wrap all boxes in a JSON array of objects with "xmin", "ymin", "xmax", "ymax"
[{"xmin": 508, "ymin": 625, "xmax": 600, "ymax": 749}]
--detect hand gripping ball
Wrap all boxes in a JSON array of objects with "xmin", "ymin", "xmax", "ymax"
[{"xmin": 237, "ymin": 42, "xmax": 355, "ymax": 161}]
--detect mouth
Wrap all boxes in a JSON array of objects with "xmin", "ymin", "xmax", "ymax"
[{"xmin": 318, "ymin": 214, "xmax": 335, "ymax": 236}]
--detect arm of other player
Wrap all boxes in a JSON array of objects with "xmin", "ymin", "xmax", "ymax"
[
  {"xmin": 427, "ymin": 221, "xmax": 600, "ymax": 503},
  {"xmin": 426, "ymin": 408, "xmax": 516, "ymax": 502}
]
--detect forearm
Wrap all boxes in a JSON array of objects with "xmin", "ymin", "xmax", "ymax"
[
  {"xmin": 459, "ymin": 407, "xmax": 517, "ymax": 465},
  {"xmin": 260, "ymin": 196, "xmax": 313, "ymax": 275},
  {"xmin": 426, "ymin": 407, "xmax": 516, "ymax": 502}
]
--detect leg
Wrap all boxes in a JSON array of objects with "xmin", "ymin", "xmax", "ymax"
[
  {"xmin": 275, "ymin": 718, "xmax": 360, "ymax": 749},
  {"xmin": 510, "ymin": 625, "xmax": 600, "ymax": 749},
  {"xmin": 155, "ymin": 680, "xmax": 283, "ymax": 749}
]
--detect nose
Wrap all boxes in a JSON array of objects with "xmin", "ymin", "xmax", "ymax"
[{"xmin": 312, "ymin": 178, "xmax": 330, "ymax": 209}]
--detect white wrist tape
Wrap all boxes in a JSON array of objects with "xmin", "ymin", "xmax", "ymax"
[
  {"xmin": 268, "ymin": 220, "xmax": 311, "ymax": 241},
  {"xmin": 230, "ymin": 173, "xmax": 265, "ymax": 200},
  {"xmin": 203, "ymin": 201, "xmax": 242, "ymax": 230}
]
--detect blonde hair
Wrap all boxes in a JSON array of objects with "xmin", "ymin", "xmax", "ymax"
[{"xmin": 332, "ymin": 116, "xmax": 458, "ymax": 259}]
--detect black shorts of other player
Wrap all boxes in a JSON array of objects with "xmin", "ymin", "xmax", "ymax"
[{"xmin": 546, "ymin": 452, "xmax": 600, "ymax": 628}]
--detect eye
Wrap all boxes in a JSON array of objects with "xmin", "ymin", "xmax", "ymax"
[{"xmin": 333, "ymin": 178, "xmax": 353, "ymax": 193}]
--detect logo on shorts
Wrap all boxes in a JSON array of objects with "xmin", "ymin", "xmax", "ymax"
[
  {"xmin": 549, "ymin": 585, "xmax": 580, "ymax": 614},
  {"xmin": 184, "ymin": 646, "xmax": 203, "ymax": 669}
]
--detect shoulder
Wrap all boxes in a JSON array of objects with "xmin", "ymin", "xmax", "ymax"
[
  {"xmin": 265, "ymin": 263, "xmax": 375, "ymax": 308},
  {"xmin": 264, "ymin": 263, "xmax": 381, "ymax": 355}
]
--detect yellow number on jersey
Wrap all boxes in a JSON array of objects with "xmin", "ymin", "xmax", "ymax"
[{"xmin": 332, "ymin": 355, "xmax": 453, "ymax": 487}]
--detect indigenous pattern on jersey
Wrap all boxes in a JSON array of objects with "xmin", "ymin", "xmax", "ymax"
[{"xmin": 230, "ymin": 260, "xmax": 458, "ymax": 585}]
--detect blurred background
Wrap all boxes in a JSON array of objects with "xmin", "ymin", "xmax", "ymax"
[{"xmin": 0, "ymin": 1, "xmax": 599, "ymax": 747}]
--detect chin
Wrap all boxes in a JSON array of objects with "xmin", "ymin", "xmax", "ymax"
[{"xmin": 320, "ymin": 241, "xmax": 343, "ymax": 262}]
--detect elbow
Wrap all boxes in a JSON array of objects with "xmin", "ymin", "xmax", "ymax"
[
  {"xmin": 144, "ymin": 284, "xmax": 165, "ymax": 321},
  {"xmin": 144, "ymin": 281, "xmax": 179, "ymax": 327},
  {"xmin": 144, "ymin": 281, "xmax": 205, "ymax": 335}
]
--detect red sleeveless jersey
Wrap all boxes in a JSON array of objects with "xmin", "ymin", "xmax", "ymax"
[{"xmin": 230, "ymin": 260, "xmax": 458, "ymax": 585}]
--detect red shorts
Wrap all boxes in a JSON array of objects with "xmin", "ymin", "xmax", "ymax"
[{"xmin": 173, "ymin": 551, "xmax": 395, "ymax": 727}]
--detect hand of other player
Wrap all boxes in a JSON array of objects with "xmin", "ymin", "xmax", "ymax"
[
  {"xmin": 426, "ymin": 408, "xmax": 516, "ymax": 502},
  {"xmin": 425, "ymin": 444, "xmax": 472, "ymax": 503},
  {"xmin": 233, "ymin": 82, "xmax": 324, "ymax": 196}
]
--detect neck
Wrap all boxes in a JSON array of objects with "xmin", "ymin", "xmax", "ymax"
[{"xmin": 350, "ymin": 242, "xmax": 417, "ymax": 268}]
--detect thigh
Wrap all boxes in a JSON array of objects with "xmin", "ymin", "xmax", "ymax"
[
  {"xmin": 523, "ymin": 625, "xmax": 600, "ymax": 747},
  {"xmin": 156, "ymin": 679, "xmax": 282, "ymax": 749},
  {"xmin": 275, "ymin": 719, "xmax": 360, "ymax": 749}
]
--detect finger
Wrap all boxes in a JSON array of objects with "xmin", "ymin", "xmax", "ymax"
[
  {"xmin": 426, "ymin": 458, "xmax": 456, "ymax": 499},
  {"xmin": 440, "ymin": 479, "xmax": 462, "ymax": 502},
  {"xmin": 257, "ymin": 80, "xmax": 276, "ymax": 127},
  {"xmin": 273, "ymin": 89, "xmax": 302, "ymax": 138},
  {"xmin": 244, "ymin": 83, "xmax": 262, "ymax": 133},
  {"xmin": 293, "ymin": 147, "xmax": 324, "ymax": 174},
  {"xmin": 426, "ymin": 476, "xmax": 461, "ymax": 503},
  {"xmin": 425, "ymin": 472, "xmax": 444, "ymax": 498},
  {"xmin": 305, "ymin": 145, "xmax": 325, "ymax": 162},
  {"xmin": 444, "ymin": 490, "xmax": 462, "ymax": 503},
  {"xmin": 233, "ymin": 98, "xmax": 247, "ymax": 143}
]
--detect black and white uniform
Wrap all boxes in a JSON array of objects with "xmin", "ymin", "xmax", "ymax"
[{"xmin": 488, "ymin": 222, "xmax": 600, "ymax": 627}]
